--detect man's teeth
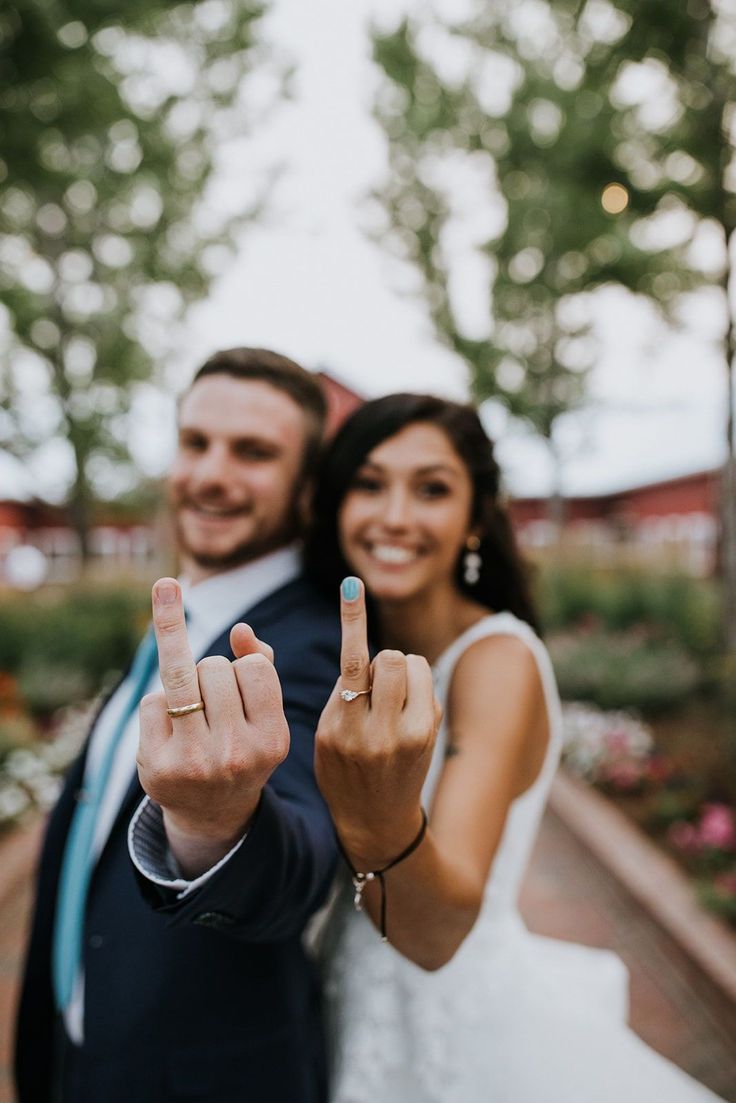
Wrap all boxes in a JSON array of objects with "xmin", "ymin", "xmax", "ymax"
[
  {"xmin": 193, "ymin": 505, "xmax": 235, "ymax": 516},
  {"xmin": 371, "ymin": 545, "xmax": 417, "ymax": 564}
]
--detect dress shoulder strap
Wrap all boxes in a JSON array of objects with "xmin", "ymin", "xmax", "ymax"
[{"xmin": 433, "ymin": 612, "xmax": 540, "ymax": 677}]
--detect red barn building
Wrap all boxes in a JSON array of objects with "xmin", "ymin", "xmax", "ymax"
[
  {"xmin": 509, "ymin": 468, "xmax": 720, "ymax": 575},
  {"xmin": 0, "ymin": 371, "xmax": 723, "ymax": 583}
]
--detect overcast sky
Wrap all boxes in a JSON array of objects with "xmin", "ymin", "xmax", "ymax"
[
  {"xmin": 1, "ymin": 0, "xmax": 729, "ymax": 502},
  {"xmin": 180, "ymin": 0, "xmax": 728, "ymax": 498}
]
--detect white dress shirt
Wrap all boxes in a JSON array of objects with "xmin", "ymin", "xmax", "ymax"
[{"xmin": 64, "ymin": 545, "xmax": 301, "ymax": 1044}]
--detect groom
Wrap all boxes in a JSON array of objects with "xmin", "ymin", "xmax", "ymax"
[{"xmin": 15, "ymin": 349, "xmax": 341, "ymax": 1103}]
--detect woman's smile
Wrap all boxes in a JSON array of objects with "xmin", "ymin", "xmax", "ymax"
[{"xmin": 338, "ymin": 422, "xmax": 474, "ymax": 603}]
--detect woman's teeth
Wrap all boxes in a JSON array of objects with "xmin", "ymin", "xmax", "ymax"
[{"xmin": 370, "ymin": 544, "xmax": 418, "ymax": 565}]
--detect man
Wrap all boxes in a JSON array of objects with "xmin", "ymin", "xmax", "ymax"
[{"xmin": 16, "ymin": 349, "xmax": 342, "ymax": 1103}]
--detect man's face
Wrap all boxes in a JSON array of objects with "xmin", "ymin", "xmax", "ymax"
[{"xmin": 169, "ymin": 375, "xmax": 310, "ymax": 582}]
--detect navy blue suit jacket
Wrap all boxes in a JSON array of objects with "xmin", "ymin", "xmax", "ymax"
[{"xmin": 15, "ymin": 575, "xmax": 341, "ymax": 1103}]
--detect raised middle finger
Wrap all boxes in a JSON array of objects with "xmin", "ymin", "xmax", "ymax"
[
  {"xmin": 151, "ymin": 578, "xmax": 203, "ymax": 720},
  {"xmin": 339, "ymin": 576, "xmax": 372, "ymax": 698}
]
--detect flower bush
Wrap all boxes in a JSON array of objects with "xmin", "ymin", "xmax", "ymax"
[
  {"xmin": 667, "ymin": 803, "xmax": 736, "ymax": 921},
  {"xmin": 562, "ymin": 701, "xmax": 736, "ymax": 928},
  {"xmin": 561, "ymin": 702, "xmax": 657, "ymax": 791},
  {"xmin": 0, "ymin": 585, "xmax": 148, "ymax": 719},
  {"xmin": 0, "ymin": 702, "xmax": 93, "ymax": 831},
  {"xmin": 699, "ymin": 871, "xmax": 736, "ymax": 923},
  {"xmin": 550, "ymin": 630, "xmax": 701, "ymax": 714}
]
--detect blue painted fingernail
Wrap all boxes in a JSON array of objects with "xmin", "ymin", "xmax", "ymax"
[{"xmin": 341, "ymin": 577, "xmax": 360, "ymax": 602}]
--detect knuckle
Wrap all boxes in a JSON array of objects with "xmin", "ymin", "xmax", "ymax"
[
  {"xmin": 197, "ymin": 655, "xmax": 230, "ymax": 677},
  {"xmin": 376, "ymin": 649, "xmax": 406, "ymax": 671},
  {"xmin": 220, "ymin": 749, "xmax": 246, "ymax": 779},
  {"xmin": 139, "ymin": 691, "xmax": 163, "ymax": 713},
  {"xmin": 273, "ymin": 728, "xmax": 289, "ymax": 763},
  {"xmin": 256, "ymin": 725, "xmax": 289, "ymax": 769},
  {"xmin": 361, "ymin": 743, "xmax": 392, "ymax": 768},
  {"xmin": 166, "ymin": 664, "xmax": 195, "ymax": 693},
  {"xmin": 405, "ymin": 721, "xmax": 433, "ymax": 747},
  {"xmin": 316, "ymin": 710, "xmax": 339, "ymax": 746},
  {"xmin": 171, "ymin": 750, "xmax": 208, "ymax": 783},
  {"xmin": 157, "ymin": 616, "xmax": 183, "ymax": 636},
  {"xmin": 342, "ymin": 654, "xmax": 369, "ymax": 681},
  {"xmin": 236, "ymin": 652, "xmax": 270, "ymax": 673}
]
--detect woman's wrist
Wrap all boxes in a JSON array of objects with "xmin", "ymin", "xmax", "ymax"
[
  {"xmin": 335, "ymin": 805, "xmax": 427, "ymax": 872},
  {"xmin": 336, "ymin": 807, "xmax": 429, "ymax": 942}
]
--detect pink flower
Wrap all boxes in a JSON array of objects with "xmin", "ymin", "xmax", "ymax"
[
  {"xmin": 697, "ymin": 804, "xmax": 736, "ymax": 851},
  {"xmin": 602, "ymin": 760, "xmax": 642, "ymax": 790},
  {"xmin": 646, "ymin": 755, "xmax": 672, "ymax": 784},
  {"xmin": 605, "ymin": 730, "xmax": 631, "ymax": 754},
  {"xmin": 668, "ymin": 821, "xmax": 700, "ymax": 854}
]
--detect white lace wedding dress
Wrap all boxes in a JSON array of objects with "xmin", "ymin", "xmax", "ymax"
[{"xmin": 321, "ymin": 613, "xmax": 726, "ymax": 1103}]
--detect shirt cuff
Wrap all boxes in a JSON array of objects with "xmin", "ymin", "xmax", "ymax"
[{"xmin": 128, "ymin": 795, "xmax": 248, "ymax": 899}]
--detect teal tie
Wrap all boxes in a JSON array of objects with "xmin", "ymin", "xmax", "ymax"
[{"xmin": 52, "ymin": 627, "xmax": 159, "ymax": 1012}]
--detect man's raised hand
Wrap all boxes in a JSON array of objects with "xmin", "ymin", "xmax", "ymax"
[{"xmin": 136, "ymin": 578, "xmax": 288, "ymax": 878}]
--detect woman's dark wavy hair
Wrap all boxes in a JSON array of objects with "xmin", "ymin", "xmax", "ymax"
[{"xmin": 305, "ymin": 393, "xmax": 540, "ymax": 634}]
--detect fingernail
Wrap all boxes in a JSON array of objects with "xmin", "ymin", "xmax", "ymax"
[
  {"xmin": 154, "ymin": 580, "xmax": 178, "ymax": 605},
  {"xmin": 341, "ymin": 577, "xmax": 360, "ymax": 602}
]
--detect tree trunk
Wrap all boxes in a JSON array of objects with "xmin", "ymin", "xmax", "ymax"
[
  {"xmin": 68, "ymin": 474, "xmax": 92, "ymax": 564},
  {"xmin": 545, "ymin": 430, "xmax": 567, "ymax": 551},
  {"xmin": 50, "ymin": 341, "xmax": 93, "ymax": 564},
  {"xmin": 721, "ymin": 248, "xmax": 736, "ymax": 652}
]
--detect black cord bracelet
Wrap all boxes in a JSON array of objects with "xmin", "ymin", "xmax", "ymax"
[{"xmin": 337, "ymin": 808, "xmax": 429, "ymax": 943}]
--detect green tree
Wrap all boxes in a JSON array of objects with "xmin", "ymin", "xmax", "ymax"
[
  {"xmin": 0, "ymin": 0, "xmax": 276, "ymax": 556},
  {"xmin": 371, "ymin": 0, "xmax": 736, "ymax": 632}
]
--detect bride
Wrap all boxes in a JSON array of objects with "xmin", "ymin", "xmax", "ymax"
[{"xmin": 305, "ymin": 392, "xmax": 725, "ymax": 1103}]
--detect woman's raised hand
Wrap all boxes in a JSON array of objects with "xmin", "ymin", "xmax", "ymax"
[{"xmin": 315, "ymin": 577, "xmax": 442, "ymax": 868}]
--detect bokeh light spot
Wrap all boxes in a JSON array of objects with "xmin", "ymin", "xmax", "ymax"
[{"xmin": 601, "ymin": 182, "xmax": 629, "ymax": 214}]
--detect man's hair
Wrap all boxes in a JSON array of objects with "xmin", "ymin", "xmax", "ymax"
[{"xmin": 191, "ymin": 347, "xmax": 328, "ymax": 477}]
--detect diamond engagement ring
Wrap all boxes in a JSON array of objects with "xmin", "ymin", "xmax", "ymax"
[
  {"xmin": 166, "ymin": 700, "xmax": 206, "ymax": 718},
  {"xmin": 339, "ymin": 687, "xmax": 372, "ymax": 703}
]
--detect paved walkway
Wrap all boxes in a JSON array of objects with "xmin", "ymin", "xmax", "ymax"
[
  {"xmin": 520, "ymin": 809, "xmax": 736, "ymax": 1101},
  {"xmin": 0, "ymin": 857, "xmax": 33, "ymax": 1103},
  {"xmin": 1, "ymin": 809, "xmax": 735, "ymax": 1103}
]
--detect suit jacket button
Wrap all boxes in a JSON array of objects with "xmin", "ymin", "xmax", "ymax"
[
  {"xmin": 193, "ymin": 911, "xmax": 234, "ymax": 928},
  {"xmin": 89, "ymin": 934, "xmax": 104, "ymax": 949}
]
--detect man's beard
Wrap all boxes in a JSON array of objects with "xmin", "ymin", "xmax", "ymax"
[{"xmin": 174, "ymin": 497, "xmax": 303, "ymax": 573}]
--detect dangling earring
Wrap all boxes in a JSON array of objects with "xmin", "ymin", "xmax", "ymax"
[{"xmin": 463, "ymin": 535, "xmax": 482, "ymax": 585}]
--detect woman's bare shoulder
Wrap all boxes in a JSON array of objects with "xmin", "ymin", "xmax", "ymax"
[{"xmin": 453, "ymin": 628, "xmax": 540, "ymax": 681}]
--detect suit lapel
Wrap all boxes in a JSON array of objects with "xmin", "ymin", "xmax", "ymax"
[{"xmin": 198, "ymin": 575, "xmax": 306, "ymax": 659}]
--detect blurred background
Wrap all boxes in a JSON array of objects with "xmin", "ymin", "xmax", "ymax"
[{"xmin": 1, "ymin": 0, "xmax": 736, "ymax": 1094}]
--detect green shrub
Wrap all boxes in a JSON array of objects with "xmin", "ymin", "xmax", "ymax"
[
  {"xmin": 537, "ymin": 568, "xmax": 720, "ymax": 657},
  {"xmin": 0, "ymin": 584, "xmax": 150, "ymax": 717},
  {"xmin": 549, "ymin": 629, "xmax": 702, "ymax": 714},
  {"xmin": 18, "ymin": 662, "xmax": 94, "ymax": 717}
]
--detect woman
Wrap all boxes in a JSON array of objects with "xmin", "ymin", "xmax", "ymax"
[{"xmin": 306, "ymin": 393, "xmax": 724, "ymax": 1103}]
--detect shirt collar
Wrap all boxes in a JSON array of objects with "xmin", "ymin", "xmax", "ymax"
[{"xmin": 180, "ymin": 545, "xmax": 302, "ymax": 649}]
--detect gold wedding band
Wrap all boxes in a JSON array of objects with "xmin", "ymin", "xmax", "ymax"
[
  {"xmin": 166, "ymin": 700, "xmax": 205, "ymax": 718},
  {"xmin": 339, "ymin": 687, "xmax": 372, "ymax": 703}
]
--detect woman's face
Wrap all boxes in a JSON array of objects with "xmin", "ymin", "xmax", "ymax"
[{"xmin": 338, "ymin": 422, "xmax": 475, "ymax": 603}]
